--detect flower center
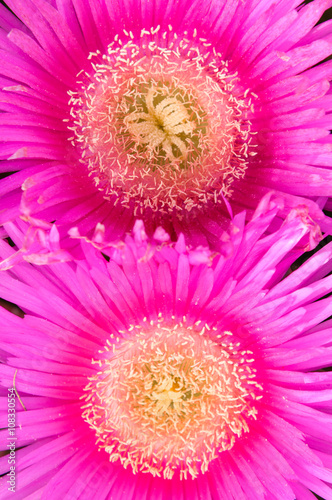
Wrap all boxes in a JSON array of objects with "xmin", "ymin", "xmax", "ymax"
[
  {"xmin": 123, "ymin": 85, "xmax": 198, "ymax": 164},
  {"xmin": 82, "ymin": 320, "xmax": 262, "ymax": 480},
  {"xmin": 68, "ymin": 27, "xmax": 255, "ymax": 214}
]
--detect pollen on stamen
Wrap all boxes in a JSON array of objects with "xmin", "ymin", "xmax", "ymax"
[
  {"xmin": 81, "ymin": 321, "xmax": 263, "ymax": 480},
  {"xmin": 68, "ymin": 29, "xmax": 255, "ymax": 215}
]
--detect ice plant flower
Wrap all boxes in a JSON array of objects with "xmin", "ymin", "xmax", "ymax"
[
  {"xmin": 0, "ymin": 0, "xmax": 332, "ymax": 244},
  {"xmin": 1, "ymin": 201, "xmax": 332, "ymax": 499}
]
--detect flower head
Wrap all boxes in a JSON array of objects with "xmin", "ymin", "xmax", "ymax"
[
  {"xmin": 1, "ymin": 200, "xmax": 332, "ymax": 498},
  {"xmin": 67, "ymin": 33, "xmax": 253, "ymax": 216},
  {"xmin": 0, "ymin": 0, "xmax": 332, "ymax": 243}
]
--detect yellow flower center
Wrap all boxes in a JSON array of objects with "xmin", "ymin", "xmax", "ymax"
[
  {"xmin": 82, "ymin": 320, "xmax": 263, "ymax": 480},
  {"xmin": 124, "ymin": 86, "xmax": 197, "ymax": 161},
  {"xmin": 68, "ymin": 27, "xmax": 256, "ymax": 215}
]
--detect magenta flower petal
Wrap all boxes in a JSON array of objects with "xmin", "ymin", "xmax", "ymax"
[
  {"xmin": 0, "ymin": 0, "xmax": 332, "ymax": 243},
  {"xmin": 0, "ymin": 203, "xmax": 332, "ymax": 498},
  {"xmin": 0, "ymin": 192, "xmax": 323, "ymax": 271}
]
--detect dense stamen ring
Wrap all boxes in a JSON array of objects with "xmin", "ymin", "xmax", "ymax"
[
  {"xmin": 82, "ymin": 319, "xmax": 262, "ymax": 480},
  {"xmin": 68, "ymin": 27, "xmax": 256, "ymax": 215}
]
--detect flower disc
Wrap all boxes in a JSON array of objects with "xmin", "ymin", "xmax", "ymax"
[
  {"xmin": 69, "ymin": 28, "xmax": 254, "ymax": 215},
  {"xmin": 82, "ymin": 320, "xmax": 262, "ymax": 479}
]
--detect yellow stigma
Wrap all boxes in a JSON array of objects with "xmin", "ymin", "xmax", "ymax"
[
  {"xmin": 68, "ymin": 27, "xmax": 256, "ymax": 215},
  {"xmin": 81, "ymin": 320, "xmax": 263, "ymax": 480},
  {"xmin": 124, "ymin": 86, "xmax": 197, "ymax": 163}
]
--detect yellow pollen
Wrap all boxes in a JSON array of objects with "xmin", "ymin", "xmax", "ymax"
[
  {"xmin": 82, "ymin": 321, "xmax": 263, "ymax": 480},
  {"xmin": 68, "ymin": 28, "xmax": 255, "ymax": 215}
]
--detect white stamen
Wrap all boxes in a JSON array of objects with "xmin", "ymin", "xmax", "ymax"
[{"xmin": 82, "ymin": 321, "xmax": 262, "ymax": 480}]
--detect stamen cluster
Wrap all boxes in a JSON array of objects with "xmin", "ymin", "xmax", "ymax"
[
  {"xmin": 82, "ymin": 319, "xmax": 262, "ymax": 479},
  {"xmin": 68, "ymin": 27, "xmax": 256, "ymax": 215}
]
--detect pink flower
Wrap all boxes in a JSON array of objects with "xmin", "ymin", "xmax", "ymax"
[
  {"xmin": 0, "ymin": 0, "xmax": 332, "ymax": 245},
  {"xmin": 0, "ymin": 201, "xmax": 332, "ymax": 499}
]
